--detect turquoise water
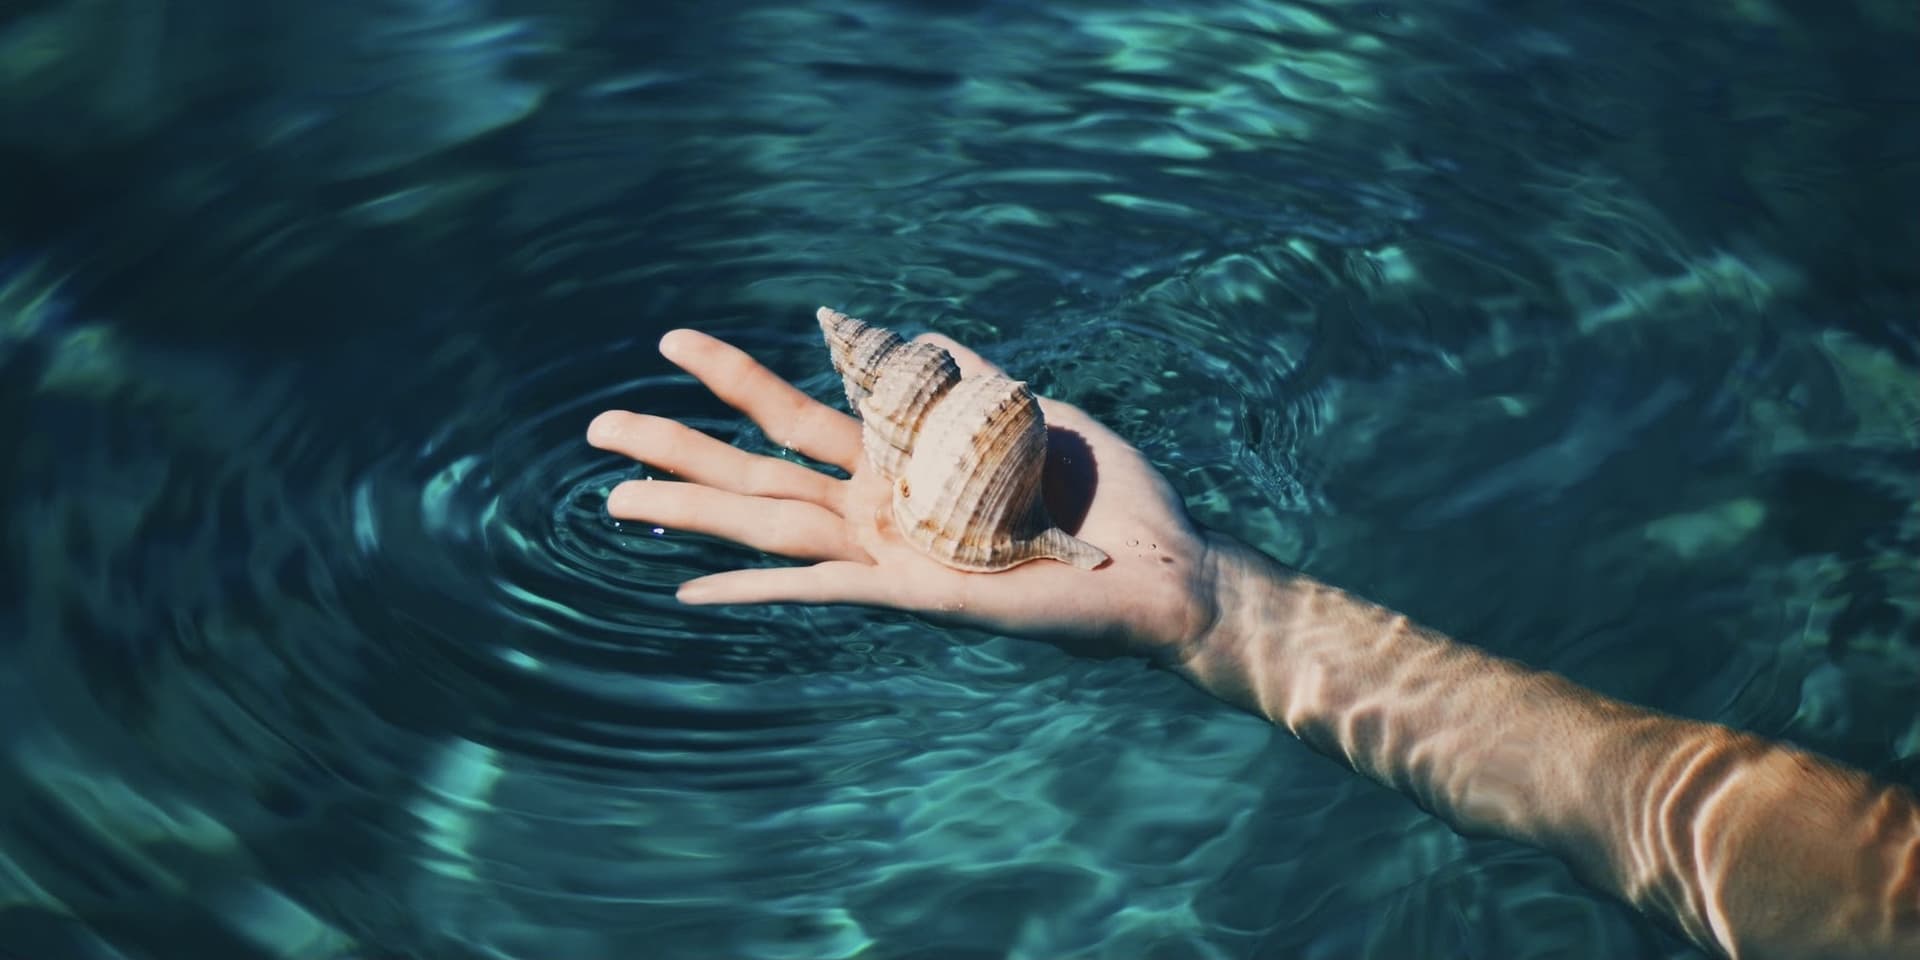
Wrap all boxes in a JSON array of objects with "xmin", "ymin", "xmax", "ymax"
[{"xmin": 1, "ymin": 1, "xmax": 1916, "ymax": 958}]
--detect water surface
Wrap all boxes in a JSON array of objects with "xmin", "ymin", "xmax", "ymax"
[{"xmin": 1, "ymin": 1, "xmax": 1916, "ymax": 958}]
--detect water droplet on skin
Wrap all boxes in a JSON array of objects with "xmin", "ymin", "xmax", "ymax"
[{"xmin": 1127, "ymin": 538, "xmax": 1140, "ymax": 548}]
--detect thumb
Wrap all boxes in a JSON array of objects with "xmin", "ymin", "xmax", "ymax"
[
  {"xmin": 676, "ymin": 562, "xmax": 893, "ymax": 606},
  {"xmin": 914, "ymin": 332, "xmax": 1006, "ymax": 379}
]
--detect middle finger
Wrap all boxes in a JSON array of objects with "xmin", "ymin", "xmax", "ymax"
[
  {"xmin": 589, "ymin": 411, "xmax": 841, "ymax": 509},
  {"xmin": 607, "ymin": 481, "xmax": 870, "ymax": 563}
]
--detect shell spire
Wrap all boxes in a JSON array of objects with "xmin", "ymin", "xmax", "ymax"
[
  {"xmin": 814, "ymin": 306, "xmax": 1108, "ymax": 573},
  {"xmin": 817, "ymin": 307, "xmax": 905, "ymax": 412},
  {"xmin": 858, "ymin": 340, "xmax": 960, "ymax": 479}
]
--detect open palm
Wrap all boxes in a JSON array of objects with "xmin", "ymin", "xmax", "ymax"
[{"xmin": 587, "ymin": 325, "xmax": 1221, "ymax": 661}]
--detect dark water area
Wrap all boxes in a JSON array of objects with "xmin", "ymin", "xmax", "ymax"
[{"xmin": 1, "ymin": 1, "xmax": 1916, "ymax": 958}]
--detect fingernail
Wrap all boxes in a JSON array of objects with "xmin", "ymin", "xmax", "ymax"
[{"xmin": 676, "ymin": 581, "xmax": 713, "ymax": 604}]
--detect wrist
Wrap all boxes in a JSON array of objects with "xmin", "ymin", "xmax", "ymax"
[{"xmin": 1167, "ymin": 533, "xmax": 1299, "ymax": 711}]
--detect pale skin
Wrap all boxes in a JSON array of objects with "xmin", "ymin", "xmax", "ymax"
[{"xmin": 589, "ymin": 326, "xmax": 1920, "ymax": 960}]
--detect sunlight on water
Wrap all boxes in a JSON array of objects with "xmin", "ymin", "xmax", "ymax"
[{"xmin": 0, "ymin": 0, "xmax": 1915, "ymax": 958}]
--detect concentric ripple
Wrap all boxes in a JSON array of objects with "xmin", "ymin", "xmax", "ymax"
[{"xmin": 2, "ymin": 1, "xmax": 1917, "ymax": 959}]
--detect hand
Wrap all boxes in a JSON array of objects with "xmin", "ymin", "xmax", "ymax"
[{"xmin": 587, "ymin": 327, "xmax": 1223, "ymax": 662}]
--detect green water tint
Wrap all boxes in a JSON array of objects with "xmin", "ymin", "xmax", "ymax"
[{"xmin": 0, "ymin": 0, "xmax": 1915, "ymax": 958}]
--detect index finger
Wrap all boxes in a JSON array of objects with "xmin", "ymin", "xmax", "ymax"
[{"xmin": 658, "ymin": 329, "xmax": 863, "ymax": 473}]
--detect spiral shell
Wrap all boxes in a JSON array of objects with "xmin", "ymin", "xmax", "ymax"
[
  {"xmin": 816, "ymin": 307, "xmax": 1108, "ymax": 573},
  {"xmin": 858, "ymin": 340, "xmax": 960, "ymax": 479},
  {"xmin": 820, "ymin": 308, "xmax": 905, "ymax": 412}
]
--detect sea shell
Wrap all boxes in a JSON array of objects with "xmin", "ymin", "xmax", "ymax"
[
  {"xmin": 820, "ymin": 307, "xmax": 905, "ymax": 412},
  {"xmin": 858, "ymin": 340, "xmax": 960, "ymax": 479},
  {"xmin": 816, "ymin": 307, "xmax": 1108, "ymax": 573}
]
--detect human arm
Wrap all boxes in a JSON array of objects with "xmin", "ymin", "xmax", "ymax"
[
  {"xmin": 1182, "ymin": 537, "xmax": 1920, "ymax": 960},
  {"xmin": 588, "ymin": 327, "xmax": 1920, "ymax": 960}
]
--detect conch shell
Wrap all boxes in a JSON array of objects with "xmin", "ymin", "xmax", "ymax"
[{"xmin": 817, "ymin": 307, "xmax": 1108, "ymax": 573}]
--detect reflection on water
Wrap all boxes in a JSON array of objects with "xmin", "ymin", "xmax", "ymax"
[{"xmin": 2, "ymin": 1, "xmax": 1916, "ymax": 958}]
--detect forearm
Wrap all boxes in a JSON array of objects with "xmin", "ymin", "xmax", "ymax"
[{"xmin": 1176, "ymin": 536, "xmax": 1920, "ymax": 960}]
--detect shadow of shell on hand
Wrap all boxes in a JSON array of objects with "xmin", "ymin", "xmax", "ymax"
[{"xmin": 817, "ymin": 307, "xmax": 1108, "ymax": 573}]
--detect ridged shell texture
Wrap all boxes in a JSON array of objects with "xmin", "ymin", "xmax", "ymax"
[{"xmin": 816, "ymin": 307, "xmax": 1108, "ymax": 572}]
